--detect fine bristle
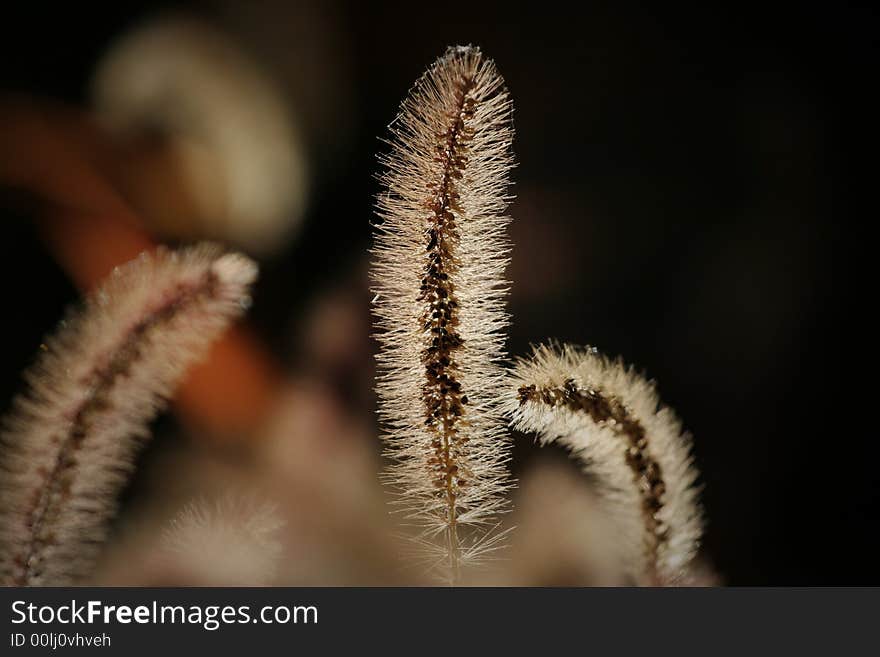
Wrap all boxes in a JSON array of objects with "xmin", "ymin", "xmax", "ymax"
[
  {"xmin": 507, "ymin": 343, "xmax": 703, "ymax": 585},
  {"xmin": 0, "ymin": 244, "xmax": 257, "ymax": 585},
  {"xmin": 160, "ymin": 495, "xmax": 285, "ymax": 586},
  {"xmin": 371, "ymin": 46, "xmax": 515, "ymax": 583}
]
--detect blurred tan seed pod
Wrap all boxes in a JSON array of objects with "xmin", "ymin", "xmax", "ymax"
[{"xmin": 90, "ymin": 14, "xmax": 308, "ymax": 255}]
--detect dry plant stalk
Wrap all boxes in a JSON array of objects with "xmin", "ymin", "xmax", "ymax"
[
  {"xmin": 509, "ymin": 343, "xmax": 703, "ymax": 585},
  {"xmin": 0, "ymin": 245, "xmax": 256, "ymax": 585},
  {"xmin": 372, "ymin": 46, "xmax": 514, "ymax": 582}
]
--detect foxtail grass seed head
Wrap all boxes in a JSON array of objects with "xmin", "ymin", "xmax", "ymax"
[
  {"xmin": 0, "ymin": 244, "xmax": 257, "ymax": 585},
  {"xmin": 372, "ymin": 46, "xmax": 515, "ymax": 583},
  {"xmin": 508, "ymin": 343, "xmax": 703, "ymax": 585}
]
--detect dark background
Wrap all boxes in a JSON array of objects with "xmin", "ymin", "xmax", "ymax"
[{"xmin": 0, "ymin": 1, "xmax": 872, "ymax": 584}]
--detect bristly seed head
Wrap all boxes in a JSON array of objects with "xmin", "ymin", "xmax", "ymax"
[
  {"xmin": 508, "ymin": 343, "xmax": 704, "ymax": 585},
  {"xmin": 372, "ymin": 45, "xmax": 515, "ymax": 583},
  {"xmin": 0, "ymin": 244, "xmax": 257, "ymax": 586}
]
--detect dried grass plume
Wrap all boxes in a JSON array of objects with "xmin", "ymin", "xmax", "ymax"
[
  {"xmin": 0, "ymin": 244, "xmax": 256, "ymax": 585},
  {"xmin": 508, "ymin": 343, "xmax": 703, "ymax": 585},
  {"xmin": 372, "ymin": 46, "xmax": 515, "ymax": 582}
]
